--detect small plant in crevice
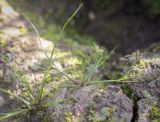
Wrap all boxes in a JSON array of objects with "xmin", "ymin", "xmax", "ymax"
[{"xmin": 57, "ymin": 45, "xmax": 140, "ymax": 90}]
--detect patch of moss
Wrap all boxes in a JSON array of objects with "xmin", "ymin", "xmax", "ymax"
[
  {"xmin": 0, "ymin": 38, "xmax": 6, "ymax": 47},
  {"xmin": 0, "ymin": 32, "xmax": 6, "ymax": 47},
  {"xmin": 147, "ymin": 100, "xmax": 160, "ymax": 121},
  {"xmin": 65, "ymin": 112, "xmax": 72, "ymax": 122},
  {"xmin": 65, "ymin": 111, "xmax": 79, "ymax": 122},
  {"xmin": 86, "ymin": 104, "xmax": 116, "ymax": 122}
]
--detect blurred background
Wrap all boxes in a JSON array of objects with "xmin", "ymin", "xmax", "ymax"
[{"xmin": 7, "ymin": 0, "xmax": 160, "ymax": 54}]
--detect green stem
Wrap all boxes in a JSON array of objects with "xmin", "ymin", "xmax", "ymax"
[
  {"xmin": 88, "ymin": 79, "xmax": 140, "ymax": 85},
  {"xmin": 61, "ymin": 3, "xmax": 83, "ymax": 32}
]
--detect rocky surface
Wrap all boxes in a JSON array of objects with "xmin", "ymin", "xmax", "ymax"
[
  {"xmin": 123, "ymin": 49, "xmax": 160, "ymax": 122},
  {"xmin": 91, "ymin": 85, "xmax": 133, "ymax": 122},
  {"xmin": 130, "ymin": 58, "xmax": 160, "ymax": 98},
  {"xmin": 52, "ymin": 85, "xmax": 133, "ymax": 122},
  {"xmin": 137, "ymin": 98, "xmax": 160, "ymax": 122}
]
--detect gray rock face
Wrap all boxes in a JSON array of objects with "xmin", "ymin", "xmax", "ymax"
[
  {"xmin": 129, "ymin": 58, "xmax": 160, "ymax": 98},
  {"xmin": 91, "ymin": 85, "xmax": 133, "ymax": 122},
  {"xmin": 137, "ymin": 98, "xmax": 160, "ymax": 122},
  {"xmin": 52, "ymin": 85, "xmax": 133, "ymax": 122},
  {"xmin": 123, "ymin": 51, "xmax": 160, "ymax": 122},
  {"xmin": 138, "ymin": 99, "xmax": 152, "ymax": 122}
]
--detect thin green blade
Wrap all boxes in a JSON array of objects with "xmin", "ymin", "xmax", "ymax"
[
  {"xmin": 0, "ymin": 109, "xmax": 28, "ymax": 121},
  {"xmin": 0, "ymin": 88, "xmax": 30, "ymax": 107}
]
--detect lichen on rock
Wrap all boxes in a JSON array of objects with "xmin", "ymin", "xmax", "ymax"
[
  {"xmin": 52, "ymin": 85, "xmax": 133, "ymax": 122},
  {"xmin": 124, "ymin": 51, "xmax": 160, "ymax": 98},
  {"xmin": 138, "ymin": 98, "xmax": 160, "ymax": 122},
  {"xmin": 123, "ymin": 47, "xmax": 160, "ymax": 122}
]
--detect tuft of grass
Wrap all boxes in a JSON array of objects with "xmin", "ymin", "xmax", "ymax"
[
  {"xmin": 0, "ymin": 3, "xmax": 83, "ymax": 121},
  {"xmin": 0, "ymin": 2, "xmax": 138, "ymax": 121}
]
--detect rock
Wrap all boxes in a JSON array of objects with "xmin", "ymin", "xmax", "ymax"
[
  {"xmin": 131, "ymin": 58, "xmax": 160, "ymax": 98},
  {"xmin": 138, "ymin": 98, "xmax": 160, "ymax": 122},
  {"xmin": 123, "ymin": 50, "xmax": 160, "ymax": 122},
  {"xmin": 38, "ymin": 38, "xmax": 54, "ymax": 52},
  {"xmin": 0, "ymin": 0, "xmax": 18, "ymax": 17},
  {"xmin": 123, "ymin": 51, "xmax": 160, "ymax": 98},
  {"xmin": 91, "ymin": 85, "xmax": 133, "ymax": 122},
  {"xmin": 138, "ymin": 99, "xmax": 152, "ymax": 122},
  {"xmin": 52, "ymin": 85, "xmax": 133, "ymax": 122},
  {"xmin": 1, "ymin": 6, "xmax": 14, "ymax": 15}
]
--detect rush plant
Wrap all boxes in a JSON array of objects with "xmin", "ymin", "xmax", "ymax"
[{"xmin": 0, "ymin": 3, "xmax": 83, "ymax": 121}]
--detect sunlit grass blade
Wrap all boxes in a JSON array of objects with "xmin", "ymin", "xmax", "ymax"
[
  {"xmin": 0, "ymin": 88, "xmax": 31, "ymax": 108},
  {"xmin": 24, "ymin": 15, "xmax": 50, "ymax": 60},
  {"xmin": 37, "ymin": 44, "xmax": 56, "ymax": 103},
  {"xmin": 0, "ymin": 2, "xmax": 84, "ymax": 121},
  {"xmin": 98, "ymin": 46, "xmax": 117, "ymax": 66},
  {"xmin": 0, "ymin": 54, "xmax": 35, "ymax": 102},
  {"xmin": 37, "ymin": 3, "xmax": 84, "ymax": 102},
  {"xmin": 53, "ymin": 64, "xmax": 79, "ymax": 85},
  {"xmin": 84, "ymin": 46, "xmax": 116, "ymax": 85},
  {"xmin": 0, "ymin": 109, "xmax": 29, "ymax": 121},
  {"xmin": 61, "ymin": 3, "xmax": 83, "ymax": 32},
  {"xmin": 0, "ymin": 54, "xmax": 29, "ymax": 89},
  {"xmin": 1, "ymin": 55, "xmax": 30, "ymax": 90},
  {"xmin": 88, "ymin": 79, "xmax": 140, "ymax": 85}
]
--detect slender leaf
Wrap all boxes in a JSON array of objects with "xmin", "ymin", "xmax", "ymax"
[
  {"xmin": 0, "ymin": 54, "xmax": 35, "ymax": 102},
  {"xmin": 0, "ymin": 88, "xmax": 31, "ymax": 107},
  {"xmin": 0, "ymin": 109, "xmax": 29, "ymax": 121},
  {"xmin": 61, "ymin": 3, "xmax": 83, "ymax": 32}
]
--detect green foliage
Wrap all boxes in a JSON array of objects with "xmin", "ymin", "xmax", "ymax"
[
  {"xmin": 0, "ymin": 109, "xmax": 28, "ymax": 121},
  {"xmin": 0, "ymin": 32, "xmax": 6, "ymax": 47},
  {"xmin": 0, "ymin": 1, "xmax": 140, "ymax": 121},
  {"xmin": 86, "ymin": 105, "xmax": 98, "ymax": 122},
  {"xmin": 0, "ymin": 45, "xmax": 55, "ymax": 121},
  {"xmin": 147, "ymin": 100, "xmax": 160, "ymax": 121},
  {"xmin": 80, "ymin": 45, "xmax": 115, "ymax": 86},
  {"xmin": 0, "ymin": 3, "xmax": 83, "ymax": 121},
  {"xmin": 143, "ymin": 0, "xmax": 160, "ymax": 16},
  {"xmin": 86, "ymin": 105, "xmax": 115, "ymax": 122}
]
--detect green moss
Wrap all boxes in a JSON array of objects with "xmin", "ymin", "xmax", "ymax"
[
  {"xmin": 65, "ymin": 112, "xmax": 72, "ymax": 122},
  {"xmin": 65, "ymin": 111, "xmax": 79, "ymax": 122},
  {"xmin": 123, "ymin": 49, "xmax": 160, "ymax": 82},
  {"xmin": 0, "ymin": 38, "xmax": 6, "ymax": 47},
  {"xmin": 147, "ymin": 100, "xmax": 160, "ymax": 121},
  {"xmin": 86, "ymin": 105, "xmax": 99, "ymax": 122},
  {"xmin": 0, "ymin": 32, "xmax": 6, "ymax": 47},
  {"xmin": 86, "ymin": 104, "xmax": 116, "ymax": 122}
]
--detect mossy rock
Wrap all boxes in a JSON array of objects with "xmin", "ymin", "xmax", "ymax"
[
  {"xmin": 51, "ymin": 85, "xmax": 133, "ymax": 122},
  {"xmin": 138, "ymin": 98, "xmax": 160, "ymax": 122},
  {"xmin": 123, "ymin": 48, "xmax": 160, "ymax": 98},
  {"xmin": 147, "ymin": 100, "xmax": 160, "ymax": 121}
]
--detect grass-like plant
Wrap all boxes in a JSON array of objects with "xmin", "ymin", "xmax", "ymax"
[
  {"xmin": 0, "ymin": 3, "xmax": 83, "ymax": 121},
  {"xmin": 0, "ymin": 2, "xmax": 139, "ymax": 121},
  {"xmin": 59, "ymin": 44, "xmax": 139, "ymax": 88}
]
